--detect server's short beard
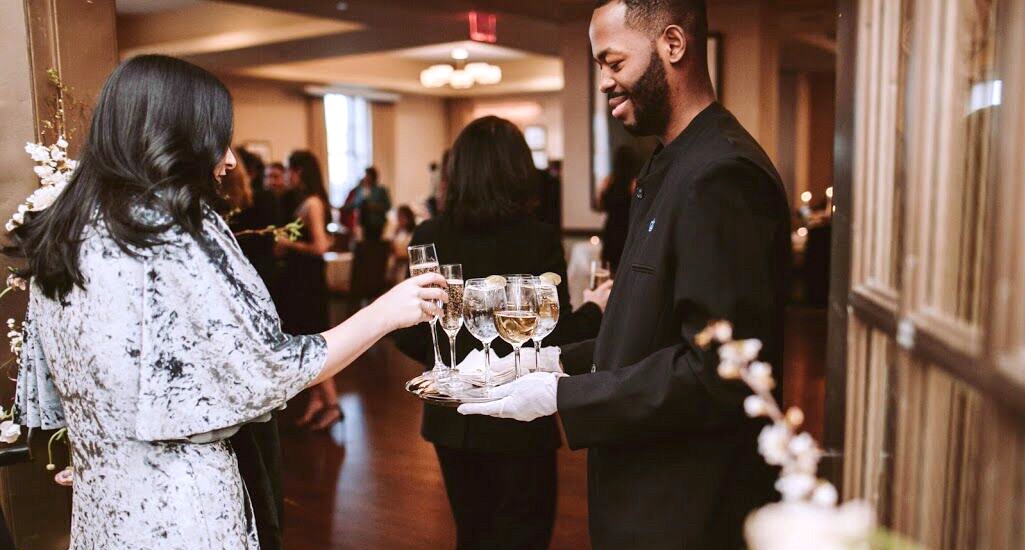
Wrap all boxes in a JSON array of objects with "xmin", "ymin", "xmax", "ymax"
[{"xmin": 623, "ymin": 49, "xmax": 671, "ymax": 137}]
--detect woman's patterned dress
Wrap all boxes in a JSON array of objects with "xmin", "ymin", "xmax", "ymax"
[{"xmin": 16, "ymin": 205, "xmax": 326, "ymax": 549}]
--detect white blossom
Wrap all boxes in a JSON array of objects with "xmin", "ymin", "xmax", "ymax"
[
  {"xmin": 717, "ymin": 361, "xmax": 741, "ymax": 379},
  {"xmin": 745, "ymin": 501, "xmax": 875, "ymax": 550},
  {"xmin": 776, "ymin": 472, "xmax": 817, "ymax": 501},
  {"xmin": 25, "ymin": 142, "xmax": 51, "ymax": 162},
  {"xmin": 811, "ymin": 481, "xmax": 839, "ymax": 507},
  {"xmin": 758, "ymin": 422, "xmax": 790, "ymax": 466},
  {"xmin": 56, "ymin": 136, "xmax": 69, "ymax": 149},
  {"xmin": 744, "ymin": 395, "xmax": 768, "ymax": 417},
  {"xmin": 746, "ymin": 361, "xmax": 775, "ymax": 392},
  {"xmin": 26, "ymin": 181, "xmax": 66, "ymax": 211},
  {"xmin": 0, "ymin": 420, "xmax": 20, "ymax": 444},
  {"xmin": 6, "ymin": 274, "xmax": 26, "ymax": 291},
  {"xmin": 65, "ymin": 159, "xmax": 78, "ymax": 171},
  {"xmin": 33, "ymin": 165, "xmax": 55, "ymax": 179},
  {"xmin": 789, "ymin": 432, "xmax": 822, "ymax": 474},
  {"xmin": 49, "ymin": 145, "xmax": 66, "ymax": 161},
  {"xmin": 718, "ymin": 339, "xmax": 762, "ymax": 364}
]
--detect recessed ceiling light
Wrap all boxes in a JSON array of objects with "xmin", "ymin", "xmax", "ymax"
[
  {"xmin": 336, "ymin": 1, "xmax": 349, "ymax": 10},
  {"xmin": 451, "ymin": 48, "xmax": 469, "ymax": 61}
]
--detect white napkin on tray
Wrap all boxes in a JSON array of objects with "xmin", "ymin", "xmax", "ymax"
[{"xmin": 454, "ymin": 346, "xmax": 562, "ymax": 386}]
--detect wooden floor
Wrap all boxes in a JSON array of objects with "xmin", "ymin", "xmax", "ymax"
[{"xmin": 280, "ymin": 305, "xmax": 826, "ymax": 549}]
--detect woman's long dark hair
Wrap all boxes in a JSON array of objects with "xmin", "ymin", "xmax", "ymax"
[
  {"xmin": 17, "ymin": 55, "xmax": 234, "ymax": 300},
  {"xmin": 444, "ymin": 116, "xmax": 538, "ymax": 230},
  {"xmin": 287, "ymin": 150, "xmax": 329, "ymax": 205}
]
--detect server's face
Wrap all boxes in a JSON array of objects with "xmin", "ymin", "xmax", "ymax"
[{"xmin": 590, "ymin": 2, "xmax": 671, "ymax": 137}]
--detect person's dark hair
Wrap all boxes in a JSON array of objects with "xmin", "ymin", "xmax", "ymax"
[
  {"xmin": 595, "ymin": 0, "xmax": 708, "ymax": 57},
  {"xmin": 444, "ymin": 116, "xmax": 538, "ymax": 230},
  {"xmin": 235, "ymin": 147, "xmax": 265, "ymax": 192},
  {"xmin": 396, "ymin": 205, "xmax": 416, "ymax": 232},
  {"xmin": 16, "ymin": 54, "xmax": 234, "ymax": 301},
  {"xmin": 268, "ymin": 162, "xmax": 285, "ymax": 172},
  {"xmin": 364, "ymin": 166, "xmax": 379, "ymax": 187},
  {"xmin": 287, "ymin": 150, "xmax": 329, "ymax": 204}
]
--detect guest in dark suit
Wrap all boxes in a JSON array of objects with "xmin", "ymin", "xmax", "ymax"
[
  {"xmin": 394, "ymin": 116, "xmax": 611, "ymax": 550},
  {"xmin": 460, "ymin": 2, "xmax": 792, "ymax": 549}
]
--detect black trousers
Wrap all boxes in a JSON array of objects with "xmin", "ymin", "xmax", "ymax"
[
  {"xmin": 435, "ymin": 445, "xmax": 557, "ymax": 550},
  {"xmin": 231, "ymin": 415, "xmax": 284, "ymax": 550}
]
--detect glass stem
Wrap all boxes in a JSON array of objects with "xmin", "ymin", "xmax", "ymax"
[
  {"xmin": 534, "ymin": 338, "xmax": 543, "ymax": 373},
  {"xmin": 514, "ymin": 345, "xmax": 523, "ymax": 379},
  {"xmin": 449, "ymin": 334, "xmax": 458, "ymax": 372},
  {"xmin": 482, "ymin": 342, "xmax": 492, "ymax": 394},
  {"xmin": 428, "ymin": 319, "xmax": 444, "ymax": 374}
]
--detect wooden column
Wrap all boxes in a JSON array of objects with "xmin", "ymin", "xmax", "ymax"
[{"xmin": 0, "ymin": 2, "xmax": 116, "ymax": 549}]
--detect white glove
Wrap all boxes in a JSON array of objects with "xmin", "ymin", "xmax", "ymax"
[{"xmin": 457, "ymin": 372, "xmax": 564, "ymax": 422}]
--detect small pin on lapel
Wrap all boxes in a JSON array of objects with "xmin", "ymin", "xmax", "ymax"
[{"xmin": 648, "ymin": 219, "xmax": 656, "ymax": 232}]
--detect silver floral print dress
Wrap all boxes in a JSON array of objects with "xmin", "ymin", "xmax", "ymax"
[{"xmin": 15, "ymin": 204, "xmax": 327, "ymax": 549}]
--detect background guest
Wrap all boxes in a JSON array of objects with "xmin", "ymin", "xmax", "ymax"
[
  {"xmin": 233, "ymin": 147, "xmax": 279, "ymax": 286},
  {"xmin": 394, "ymin": 116, "xmax": 612, "ymax": 550},
  {"xmin": 276, "ymin": 150, "xmax": 343, "ymax": 431},
  {"xmin": 598, "ymin": 146, "xmax": 641, "ymax": 274},
  {"xmin": 387, "ymin": 205, "xmax": 416, "ymax": 285},
  {"xmin": 347, "ymin": 166, "xmax": 391, "ymax": 241}
]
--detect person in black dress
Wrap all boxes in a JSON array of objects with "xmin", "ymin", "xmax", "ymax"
[
  {"xmin": 598, "ymin": 146, "xmax": 641, "ymax": 273},
  {"xmin": 394, "ymin": 116, "xmax": 612, "ymax": 550},
  {"xmin": 275, "ymin": 150, "xmax": 342, "ymax": 431}
]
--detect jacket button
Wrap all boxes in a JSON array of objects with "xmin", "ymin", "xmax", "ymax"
[
  {"xmin": 590, "ymin": 364, "xmax": 597, "ymax": 373},
  {"xmin": 635, "ymin": 188, "xmax": 645, "ymax": 199}
]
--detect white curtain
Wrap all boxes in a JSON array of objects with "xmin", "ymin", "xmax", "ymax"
[{"xmin": 324, "ymin": 93, "xmax": 373, "ymax": 207}]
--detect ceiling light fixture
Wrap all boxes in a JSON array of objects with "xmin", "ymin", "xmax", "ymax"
[{"xmin": 420, "ymin": 49, "xmax": 502, "ymax": 90}]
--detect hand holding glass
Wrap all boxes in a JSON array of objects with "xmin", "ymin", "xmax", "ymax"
[{"xmin": 408, "ymin": 244, "xmax": 446, "ymax": 378}]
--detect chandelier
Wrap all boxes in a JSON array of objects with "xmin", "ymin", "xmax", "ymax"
[{"xmin": 419, "ymin": 48, "xmax": 502, "ymax": 90}]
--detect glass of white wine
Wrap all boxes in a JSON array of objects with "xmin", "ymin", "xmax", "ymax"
[
  {"xmin": 408, "ymin": 243, "xmax": 446, "ymax": 379},
  {"xmin": 589, "ymin": 260, "xmax": 611, "ymax": 290},
  {"xmin": 440, "ymin": 264, "xmax": 465, "ymax": 388},
  {"xmin": 494, "ymin": 278, "xmax": 538, "ymax": 379},
  {"xmin": 463, "ymin": 278, "xmax": 503, "ymax": 393},
  {"xmin": 530, "ymin": 280, "xmax": 559, "ymax": 373}
]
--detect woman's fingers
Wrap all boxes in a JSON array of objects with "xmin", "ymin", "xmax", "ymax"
[
  {"xmin": 418, "ymin": 287, "xmax": 448, "ymax": 303},
  {"xmin": 409, "ymin": 272, "xmax": 447, "ymax": 288}
]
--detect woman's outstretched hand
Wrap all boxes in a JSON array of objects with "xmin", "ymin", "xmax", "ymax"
[{"xmin": 371, "ymin": 273, "xmax": 448, "ymax": 331}]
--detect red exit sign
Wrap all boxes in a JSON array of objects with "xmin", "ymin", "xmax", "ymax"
[{"xmin": 469, "ymin": 11, "xmax": 497, "ymax": 43}]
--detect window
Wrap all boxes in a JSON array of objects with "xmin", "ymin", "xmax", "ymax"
[{"xmin": 323, "ymin": 93, "xmax": 372, "ymax": 206}]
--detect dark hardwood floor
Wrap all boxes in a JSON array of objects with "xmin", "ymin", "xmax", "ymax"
[{"xmin": 279, "ymin": 305, "xmax": 825, "ymax": 549}]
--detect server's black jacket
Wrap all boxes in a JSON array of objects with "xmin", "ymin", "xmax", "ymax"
[
  {"xmin": 394, "ymin": 216, "xmax": 603, "ymax": 452},
  {"xmin": 557, "ymin": 102, "xmax": 791, "ymax": 549}
]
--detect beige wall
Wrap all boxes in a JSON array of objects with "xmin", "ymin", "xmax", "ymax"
[
  {"xmin": 446, "ymin": 92, "xmax": 564, "ymax": 160},
  {"xmin": 380, "ymin": 94, "xmax": 449, "ymax": 211},
  {"xmin": 219, "ymin": 75, "xmax": 311, "ymax": 164},
  {"xmin": 560, "ymin": 17, "xmax": 605, "ymax": 231}
]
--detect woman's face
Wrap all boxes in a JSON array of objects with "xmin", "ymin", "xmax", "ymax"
[
  {"xmin": 214, "ymin": 149, "xmax": 237, "ymax": 183},
  {"xmin": 288, "ymin": 167, "xmax": 302, "ymax": 189}
]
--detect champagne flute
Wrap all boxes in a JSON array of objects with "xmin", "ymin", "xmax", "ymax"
[
  {"xmin": 494, "ymin": 278, "xmax": 538, "ymax": 379},
  {"xmin": 440, "ymin": 264, "xmax": 465, "ymax": 388},
  {"xmin": 408, "ymin": 243, "xmax": 446, "ymax": 379},
  {"xmin": 530, "ymin": 280, "xmax": 559, "ymax": 373},
  {"xmin": 589, "ymin": 260, "xmax": 611, "ymax": 290},
  {"xmin": 463, "ymin": 278, "xmax": 502, "ymax": 393}
]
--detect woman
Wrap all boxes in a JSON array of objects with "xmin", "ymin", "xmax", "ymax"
[
  {"xmin": 348, "ymin": 166, "xmax": 391, "ymax": 241},
  {"xmin": 274, "ymin": 150, "xmax": 342, "ymax": 431},
  {"xmin": 13, "ymin": 55, "xmax": 446, "ymax": 550},
  {"xmin": 387, "ymin": 204, "xmax": 416, "ymax": 284},
  {"xmin": 598, "ymin": 146, "xmax": 641, "ymax": 273},
  {"xmin": 394, "ymin": 116, "xmax": 612, "ymax": 550}
]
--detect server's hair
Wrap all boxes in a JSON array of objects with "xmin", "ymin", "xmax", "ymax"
[{"xmin": 595, "ymin": 0, "xmax": 709, "ymax": 57}]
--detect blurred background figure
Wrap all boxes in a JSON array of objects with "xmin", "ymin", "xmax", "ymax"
[
  {"xmin": 597, "ymin": 146, "xmax": 641, "ymax": 274},
  {"xmin": 346, "ymin": 166, "xmax": 391, "ymax": 241},
  {"xmin": 387, "ymin": 205, "xmax": 417, "ymax": 285},
  {"xmin": 395, "ymin": 116, "xmax": 610, "ymax": 550},
  {"xmin": 277, "ymin": 150, "xmax": 343, "ymax": 431},
  {"xmin": 233, "ymin": 147, "xmax": 279, "ymax": 287},
  {"xmin": 217, "ymin": 148, "xmax": 287, "ymax": 550}
]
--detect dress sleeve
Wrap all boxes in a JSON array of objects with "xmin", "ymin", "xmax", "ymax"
[
  {"xmin": 134, "ymin": 212, "xmax": 327, "ymax": 442},
  {"xmin": 14, "ymin": 293, "xmax": 67, "ymax": 430}
]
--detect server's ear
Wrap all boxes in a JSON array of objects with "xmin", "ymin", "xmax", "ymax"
[{"xmin": 661, "ymin": 25, "xmax": 687, "ymax": 64}]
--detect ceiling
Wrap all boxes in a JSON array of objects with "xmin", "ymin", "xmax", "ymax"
[{"xmin": 116, "ymin": 0, "xmax": 835, "ymax": 97}]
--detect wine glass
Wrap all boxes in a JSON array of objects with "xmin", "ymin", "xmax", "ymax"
[
  {"xmin": 440, "ymin": 264, "xmax": 465, "ymax": 387},
  {"xmin": 530, "ymin": 280, "xmax": 559, "ymax": 373},
  {"xmin": 463, "ymin": 278, "xmax": 503, "ymax": 393},
  {"xmin": 494, "ymin": 278, "xmax": 538, "ymax": 379},
  {"xmin": 589, "ymin": 260, "xmax": 611, "ymax": 290},
  {"xmin": 408, "ymin": 243, "xmax": 446, "ymax": 379}
]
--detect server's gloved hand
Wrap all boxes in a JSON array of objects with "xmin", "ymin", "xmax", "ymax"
[{"xmin": 457, "ymin": 372, "xmax": 565, "ymax": 422}]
